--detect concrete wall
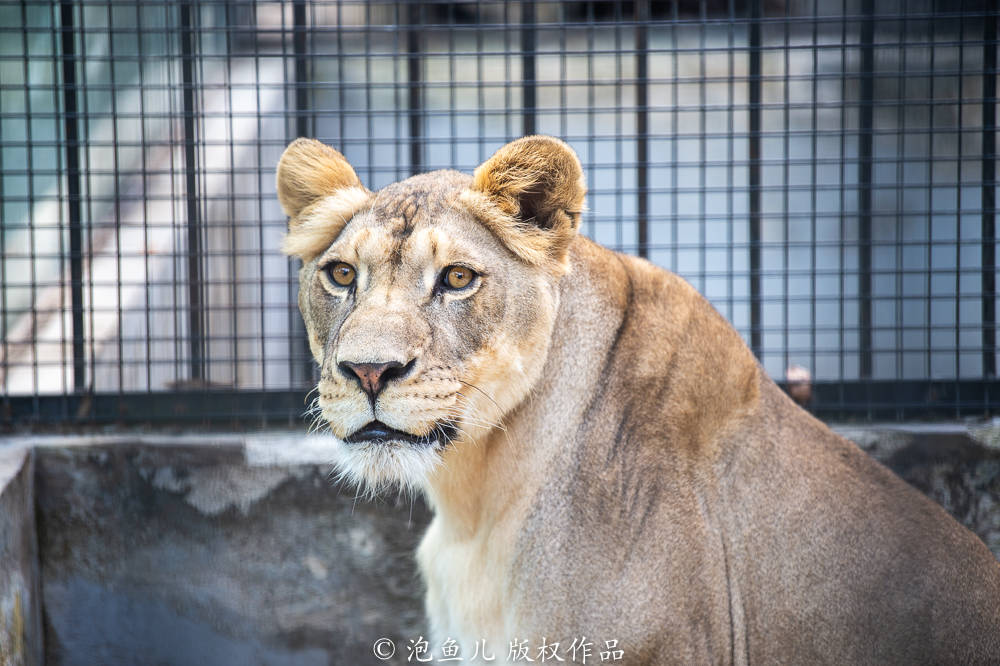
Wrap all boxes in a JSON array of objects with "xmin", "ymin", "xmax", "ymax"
[
  {"xmin": 841, "ymin": 423, "xmax": 1000, "ymax": 557},
  {"xmin": 0, "ymin": 424, "xmax": 998, "ymax": 664},
  {"xmin": 0, "ymin": 446, "xmax": 43, "ymax": 666},
  {"xmin": 26, "ymin": 435, "xmax": 430, "ymax": 665}
]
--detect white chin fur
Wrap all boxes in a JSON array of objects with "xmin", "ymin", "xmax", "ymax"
[{"xmin": 329, "ymin": 435, "xmax": 442, "ymax": 499}]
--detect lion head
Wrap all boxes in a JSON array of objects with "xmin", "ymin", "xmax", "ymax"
[{"xmin": 277, "ymin": 136, "xmax": 586, "ymax": 495}]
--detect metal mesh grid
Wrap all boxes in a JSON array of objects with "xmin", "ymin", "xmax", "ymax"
[{"xmin": 1, "ymin": 0, "xmax": 997, "ymax": 427}]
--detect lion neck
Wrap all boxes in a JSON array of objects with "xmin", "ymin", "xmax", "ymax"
[
  {"xmin": 421, "ymin": 237, "xmax": 643, "ymax": 537},
  {"xmin": 422, "ymin": 236, "xmax": 762, "ymax": 541}
]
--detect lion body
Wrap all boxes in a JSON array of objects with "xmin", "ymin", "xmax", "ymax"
[
  {"xmin": 421, "ymin": 238, "xmax": 1000, "ymax": 663},
  {"xmin": 277, "ymin": 136, "xmax": 1000, "ymax": 664}
]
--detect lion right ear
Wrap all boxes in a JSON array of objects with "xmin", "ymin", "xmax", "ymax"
[
  {"xmin": 462, "ymin": 135, "xmax": 586, "ymax": 274},
  {"xmin": 276, "ymin": 138, "xmax": 372, "ymax": 260}
]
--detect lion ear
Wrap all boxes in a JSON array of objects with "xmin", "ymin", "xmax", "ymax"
[
  {"xmin": 276, "ymin": 138, "xmax": 365, "ymax": 218},
  {"xmin": 466, "ymin": 135, "xmax": 586, "ymax": 270},
  {"xmin": 276, "ymin": 138, "xmax": 372, "ymax": 261}
]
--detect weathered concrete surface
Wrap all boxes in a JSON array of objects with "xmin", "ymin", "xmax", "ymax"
[
  {"xmin": 2, "ymin": 424, "xmax": 998, "ymax": 665},
  {"xmin": 0, "ymin": 445, "xmax": 43, "ymax": 666},
  {"xmin": 838, "ymin": 422, "xmax": 1000, "ymax": 558},
  {"xmin": 30, "ymin": 435, "xmax": 431, "ymax": 666}
]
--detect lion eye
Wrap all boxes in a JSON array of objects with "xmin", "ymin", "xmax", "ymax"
[
  {"xmin": 325, "ymin": 261, "xmax": 356, "ymax": 287},
  {"xmin": 442, "ymin": 265, "xmax": 476, "ymax": 290}
]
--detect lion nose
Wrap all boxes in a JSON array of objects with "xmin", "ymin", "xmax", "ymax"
[{"xmin": 338, "ymin": 359, "xmax": 414, "ymax": 402}]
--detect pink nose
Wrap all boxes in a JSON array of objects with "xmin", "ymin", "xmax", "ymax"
[{"xmin": 338, "ymin": 360, "xmax": 413, "ymax": 402}]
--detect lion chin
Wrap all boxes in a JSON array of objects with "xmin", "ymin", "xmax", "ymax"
[
  {"xmin": 328, "ymin": 420, "xmax": 458, "ymax": 497},
  {"xmin": 329, "ymin": 436, "xmax": 443, "ymax": 498}
]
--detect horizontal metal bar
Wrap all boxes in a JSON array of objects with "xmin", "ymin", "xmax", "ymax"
[
  {"xmin": 1, "ymin": 391, "xmax": 311, "ymax": 429},
  {"xmin": 4, "ymin": 381, "xmax": 999, "ymax": 430}
]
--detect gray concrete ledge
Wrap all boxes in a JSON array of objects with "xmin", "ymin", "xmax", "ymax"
[
  {"xmin": 835, "ymin": 421, "xmax": 1000, "ymax": 555},
  {"xmin": 0, "ymin": 445, "xmax": 43, "ymax": 666},
  {"xmin": 0, "ymin": 423, "xmax": 998, "ymax": 664}
]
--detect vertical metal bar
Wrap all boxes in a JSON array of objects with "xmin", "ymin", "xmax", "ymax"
[
  {"xmin": 52, "ymin": 0, "xmax": 70, "ymax": 396},
  {"xmin": 955, "ymin": 5, "xmax": 964, "ymax": 416},
  {"xmin": 727, "ymin": 0, "xmax": 735, "ymax": 323},
  {"xmin": 983, "ymin": 10, "xmax": 997, "ymax": 378},
  {"xmin": 698, "ymin": 0, "xmax": 706, "ymax": 289},
  {"xmin": 364, "ymin": 2, "xmax": 374, "ymax": 184},
  {"xmin": 81, "ymin": 2, "xmax": 95, "ymax": 402},
  {"xmin": 671, "ymin": 0, "xmax": 678, "ymax": 272},
  {"xmin": 0, "ymin": 39, "xmax": 5, "ymax": 408},
  {"xmin": 521, "ymin": 0, "xmax": 536, "ymax": 136},
  {"xmin": 586, "ymin": 1, "xmax": 596, "ymax": 239},
  {"xmin": 180, "ymin": 1, "xmax": 203, "ymax": 381},
  {"xmin": 636, "ymin": 0, "xmax": 649, "ymax": 258},
  {"xmin": 21, "ymin": 0, "xmax": 34, "ymax": 400},
  {"xmin": 810, "ymin": 0, "xmax": 818, "ymax": 387},
  {"xmin": 858, "ymin": 0, "xmax": 874, "ymax": 379},
  {"xmin": 106, "ymin": 0, "xmax": 124, "ymax": 393},
  {"xmin": 614, "ymin": 1, "xmax": 623, "ymax": 251},
  {"xmin": 407, "ymin": 2, "xmax": 422, "ymax": 172},
  {"xmin": 782, "ymin": 0, "xmax": 790, "ymax": 378},
  {"xmin": 559, "ymin": 2, "xmax": 567, "ymax": 139},
  {"xmin": 224, "ymin": 0, "xmax": 238, "ymax": 388},
  {"xmin": 292, "ymin": 0, "xmax": 311, "ymax": 387},
  {"xmin": 838, "ymin": 0, "xmax": 847, "ymax": 406},
  {"xmin": 251, "ymin": 0, "xmax": 268, "ymax": 392},
  {"xmin": 196, "ymin": 0, "xmax": 210, "ymax": 391},
  {"xmin": 505, "ymin": 1, "xmax": 513, "ymax": 139},
  {"xmin": 136, "ymin": 0, "xmax": 152, "ymax": 391},
  {"xmin": 476, "ymin": 0, "xmax": 485, "ymax": 167},
  {"xmin": 24, "ymin": 0, "xmax": 39, "ymax": 407},
  {"xmin": 393, "ymin": 2, "xmax": 402, "ymax": 180},
  {"xmin": 59, "ymin": 0, "xmax": 86, "ymax": 393},
  {"xmin": 293, "ymin": 0, "xmax": 309, "ymax": 138},
  {"xmin": 168, "ymin": 1, "xmax": 180, "ymax": 385},
  {"xmin": 899, "ymin": 7, "xmax": 910, "ymax": 419},
  {"xmin": 749, "ymin": 0, "xmax": 763, "ymax": 359},
  {"xmin": 448, "ymin": 2, "xmax": 457, "ymax": 169}
]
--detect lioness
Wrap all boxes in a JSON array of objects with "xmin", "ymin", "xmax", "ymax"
[{"xmin": 277, "ymin": 136, "xmax": 1000, "ymax": 664}]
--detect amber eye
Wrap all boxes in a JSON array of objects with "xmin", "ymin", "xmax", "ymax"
[
  {"xmin": 325, "ymin": 262, "xmax": 356, "ymax": 287},
  {"xmin": 442, "ymin": 265, "xmax": 476, "ymax": 290}
]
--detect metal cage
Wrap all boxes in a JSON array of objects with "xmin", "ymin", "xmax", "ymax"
[{"xmin": 1, "ymin": 0, "xmax": 998, "ymax": 427}]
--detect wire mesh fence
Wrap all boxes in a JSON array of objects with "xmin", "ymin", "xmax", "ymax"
[{"xmin": 1, "ymin": 0, "xmax": 997, "ymax": 427}]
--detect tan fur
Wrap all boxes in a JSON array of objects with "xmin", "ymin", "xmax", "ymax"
[
  {"xmin": 276, "ymin": 137, "xmax": 369, "ymax": 218},
  {"xmin": 280, "ymin": 186, "xmax": 373, "ymax": 261},
  {"xmin": 462, "ymin": 135, "xmax": 586, "ymax": 275},
  {"xmin": 278, "ymin": 137, "xmax": 1000, "ymax": 664}
]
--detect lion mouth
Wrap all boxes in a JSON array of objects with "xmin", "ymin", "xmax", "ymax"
[{"xmin": 344, "ymin": 420, "xmax": 457, "ymax": 447}]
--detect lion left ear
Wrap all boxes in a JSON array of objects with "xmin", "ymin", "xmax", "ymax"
[
  {"xmin": 463, "ymin": 135, "xmax": 586, "ymax": 271},
  {"xmin": 276, "ymin": 138, "xmax": 372, "ymax": 261}
]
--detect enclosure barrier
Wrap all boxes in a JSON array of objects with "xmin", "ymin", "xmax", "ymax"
[{"xmin": 1, "ymin": 0, "xmax": 998, "ymax": 427}]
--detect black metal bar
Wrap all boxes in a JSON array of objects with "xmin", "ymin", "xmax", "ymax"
[
  {"xmin": 60, "ymin": 1, "xmax": 86, "ymax": 393},
  {"xmin": 1, "ymin": 391, "xmax": 311, "ymax": 429},
  {"xmin": 7, "ymin": 380, "xmax": 1000, "ymax": 430},
  {"xmin": 0, "ymin": 61, "xmax": 5, "ymax": 412},
  {"xmin": 1, "ymin": 0, "xmax": 996, "ymax": 427},
  {"xmin": 858, "ymin": 0, "xmax": 874, "ymax": 379},
  {"xmin": 521, "ymin": 0, "xmax": 536, "ymax": 136},
  {"xmin": 635, "ymin": 0, "xmax": 649, "ymax": 259},
  {"xmin": 180, "ymin": 1, "xmax": 204, "ymax": 381},
  {"xmin": 407, "ymin": 2, "xmax": 422, "ymax": 172},
  {"xmin": 292, "ymin": 0, "xmax": 313, "ymax": 388},
  {"xmin": 293, "ymin": 0, "xmax": 309, "ymax": 138},
  {"xmin": 749, "ymin": 0, "xmax": 762, "ymax": 359},
  {"xmin": 983, "ymin": 11, "xmax": 997, "ymax": 378}
]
